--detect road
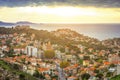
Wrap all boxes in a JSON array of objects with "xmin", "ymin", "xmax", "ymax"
[{"xmin": 56, "ymin": 63, "xmax": 66, "ymax": 80}]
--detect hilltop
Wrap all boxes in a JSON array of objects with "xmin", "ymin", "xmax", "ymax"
[
  {"xmin": 0, "ymin": 26, "xmax": 107, "ymax": 50},
  {"xmin": 1, "ymin": 25, "xmax": 118, "ymax": 51}
]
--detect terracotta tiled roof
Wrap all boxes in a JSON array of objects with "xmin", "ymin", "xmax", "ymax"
[
  {"xmin": 68, "ymin": 76, "xmax": 77, "ymax": 79},
  {"xmin": 38, "ymin": 68, "xmax": 49, "ymax": 72},
  {"xmin": 104, "ymin": 61, "xmax": 110, "ymax": 65}
]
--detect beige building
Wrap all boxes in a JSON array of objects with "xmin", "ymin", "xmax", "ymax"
[{"xmin": 117, "ymin": 65, "xmax": 120, "ymax": 75}]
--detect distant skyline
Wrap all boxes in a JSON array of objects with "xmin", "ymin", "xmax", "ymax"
[{"xmin": 0, "ymin": 0, "xmax": 120, "ymax": 23}]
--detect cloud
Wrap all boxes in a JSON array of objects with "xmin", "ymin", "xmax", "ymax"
[{"xmin": 0, "ymin": 0, "xmax": 120, "ymax": 7}]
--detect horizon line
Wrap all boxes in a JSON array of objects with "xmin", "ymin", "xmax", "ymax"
[{"xmin": 0, "ymin": 20, "xmax": 120, "ymax": 24}]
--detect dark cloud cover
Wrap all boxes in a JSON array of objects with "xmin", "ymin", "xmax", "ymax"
[{"xmin": 0, "ymin": 0, "xmax": 120, "ymax": 7}]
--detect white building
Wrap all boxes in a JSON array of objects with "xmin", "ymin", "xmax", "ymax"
[
  {"xmin": 25, "ymin": 46, "xmax": 38, "ymax": 57},
  {"xmin": 55, "ymin": 50, "xmax": 65, "ymax": 59}
]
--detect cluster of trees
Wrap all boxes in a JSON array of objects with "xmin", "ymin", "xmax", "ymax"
[
  {"xmin": 110, "ymin": 75, "xmax": 120, "ymax": 80},
  {"xmin": 60, "ymin": 61, "xmax": 70, "ymax": 68},
  {"xmin": 0, "ymin": 60, "xmax": 37, "ymax": 80},
  {"xmin": 44, "ymin": 50, "xmax": 55, "ymax": 59},
  {"xmin": 81, "ymin": 73, "xmax": 90, "ymax": 80},
  {"xmin": 33, "ymin": 70, "xmax": 45, "ymax": 79}
]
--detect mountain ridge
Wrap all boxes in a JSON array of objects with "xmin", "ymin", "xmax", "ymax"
[
  {"xmin": 0, "ymin": 21, "xmax": 14, "ymax": 26},
  {"xmin": 0, "ymin": 21, "xmax": 35, "ymax": 26},
  {"xmin": 1, "ymin": 21, "xmax": 120, "ymax": 26}
]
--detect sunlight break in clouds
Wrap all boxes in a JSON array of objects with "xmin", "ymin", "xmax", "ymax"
[
  {"xmin": 18, "ymin": 6, "xmax": 97, "ymax": 17},
  {"xmin": 0, "ymin": 6, "xmax": 120, "ymax": 23}
]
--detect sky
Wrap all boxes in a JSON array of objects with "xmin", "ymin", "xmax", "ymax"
[{"xmin": 0, "ymin": 0, "xmax": 120, "ymax": 23}]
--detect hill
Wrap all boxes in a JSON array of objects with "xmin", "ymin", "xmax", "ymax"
[
  {"xmin": 0, "ymin": 21, "xmax": 36, "ymax": 27},
  {"xmin": 0, "ymin": 60, "xmax": 37, "ymax": 80},
  {"xmin": 0, "ymin": 26, "xmax": 108, "ymax": 50}
]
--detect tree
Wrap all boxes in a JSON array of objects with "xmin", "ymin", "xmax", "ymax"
[
  {"xmin": 33, "ymin": 70, "xmax": 40, "ymax": 78},
  {"xmin": 60, "ymin": 61, "xmax": 70, "ymax": 68},
  {"xmin": 118, "ymin": 53, "xmax": 120, "ymax": 57},
  {"xmin": 33, "ymin": 71, "xmax": 45, "ymax": 79},
  {"xmin": 6, "ymin": 39, "xmax": 11, "ymax": 46},
  {"xmin": 110, "ymin": 74, "xmax": 120, "ymax": 80},
  {"xmin": 94, "ymin": 69, "xmax": 99, "ymax": 74},
  {"xmin": 79, "ymin": 59, "xmax": 83, "ymax": 65},
  {"xmin": 60, "ymin": 47, "xmax": 65, "ymax": 53},
  {"xmin": 106, "ymin": 72, "xmax": 113, "ymax": 78},
  {"xmin": 96, "ymin": 73, "xmax": 103, "ymax": 79},
  {"xmin": 12, "ymin": 64, "xmax": 20, "ymax": 70},
  {"xmin": 5, "ymin": 77, "xmax": 10, "ymax": 80},
  {"xmin": 84, "ymin": 56, "xmax": 90, "ymax": 60},
  {"xmin": 81, "ymin": 73, "xmax": 90, "ymax": 80},
  {"xmin": 110, "ymin": 64, "xmax": 116, "ymax": 68},
  {"xmin": 28, "ymin": 61, "xmax": 31, "ymax": 65},
  {"xmin": 44, "ymin": 50, "xmax": 55, "ymax": 59},
  {"xmin": 21, "ymin": 58, "xmax": 26, "ymax": 64},
  {"xmin": 19, "ymin": 74, "xmax": 25, "ymax": 80}
]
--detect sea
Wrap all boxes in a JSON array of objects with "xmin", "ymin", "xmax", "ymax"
[
  {"xmin": 1, "ymin": 23, "xmax": 120, "ymax": 41},
  {"xmin": 31, "ymin": 23, "xmax": 120, "ymax": 41}
]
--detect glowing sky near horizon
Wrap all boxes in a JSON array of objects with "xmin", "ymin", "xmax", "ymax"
[
  {"xmin": 0, "ymin": 0, "xmax": 120, "ymax": 23},
  {"xmin": 0, "ymin": 6, "xmax": 120, "ymax": 23}
]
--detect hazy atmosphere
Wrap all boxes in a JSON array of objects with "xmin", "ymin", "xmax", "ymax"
[{"xmin": 0, "ymin": 0, "xmax": 120, "ymax": 80}]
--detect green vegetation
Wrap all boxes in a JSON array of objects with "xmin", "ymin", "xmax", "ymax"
[
  {"xmin": 0, "ymin": 60, "xmax": 37, "ymax": 80},
  {"xmin": 60, "ymin": 61, "xmax": 70, "ymax": 68},
  {"xmin": 44, "ymin": 50, "xmax": 55, "ymax": 59},
  {"xmin": 0, "ymin": 27, "xmax": 108, "ymax": 50},
  {"xmin": 110, "ymin": 75, "xmax": 120, "ymax": 80},
  {"xmin": 0, "ymin": 60, "xmax": 10, "ymax": 70},
  {"xmin": 79, "ymin": 59, "xmax": 83, "ymax": 65},
  {"xmin": 106, "ymin": 72, "xmax": 113, "ymax": 78},
  {"xmin": 33, "ymin": 70, "xmax": 45, "ymax": 79},
  {"xmin": 96, "ymin": 73, "xmax": 103, "ymax": 79},
  {"xmin": 81, "ymin": 73, "xmax": 90, "ymax": 80}
]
